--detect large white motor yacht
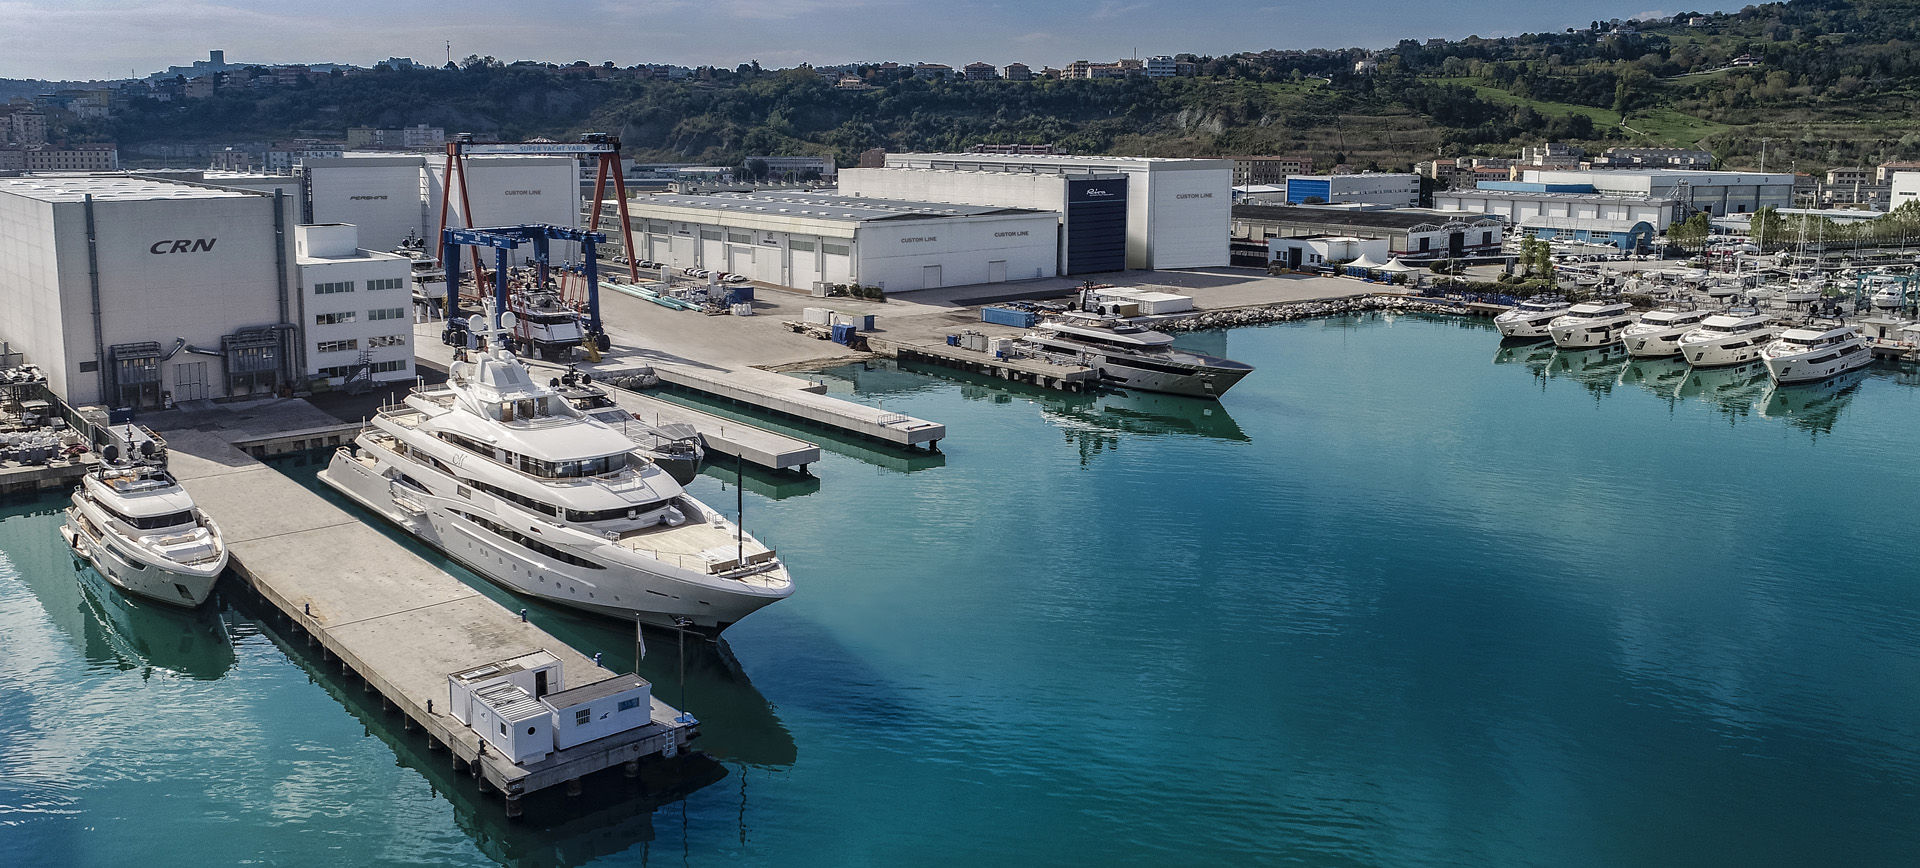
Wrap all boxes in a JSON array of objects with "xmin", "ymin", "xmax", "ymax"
[
  {"xmin": 1022, "ymin": 313, "xmax": 1254, "ymax": 398},
  {"xmin": 1493, "ymin": 297, "xmax": 1572, "ymax": 340},
  {"xmin": 1622, "ymin": 309, "xmax": 1710, "ymax": 358},
  {"xmin": 1761, "ymin": 324, "xmax": 1873, "ymax": 384},
  {"xmin": 1676, "ymin": 312, "xmax": 1781, "ymax": 368},
  {"xmin": 320, "ymin": 340, "xmax": 792, "ymax": 636},
  {"xmin": 60, "ymin": 463, "xmax": 227, "ymax": 607},
  {"xmin": 1547, "ymin": 301, "xmax": 1636, "ymax": 349}
]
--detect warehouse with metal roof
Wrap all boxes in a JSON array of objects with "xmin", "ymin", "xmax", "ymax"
[{"xmin": 617, "ymin": 191, "xmax": 1061, "ymax": 292}]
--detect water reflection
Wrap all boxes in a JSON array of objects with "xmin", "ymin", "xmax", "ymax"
[
  {"xmin": 1547, "ymin": 346, "xmax": 1631, "ymax": 396},
  {"xmin": 1677, "ymin": 361, "xmax": 1772, "ymax": 422},
  {"xmin": 226, "ymin": 592, "xmax": 727, "ymax": 868},
  {"xmin": 1619, "ymin": 357, "xmax": 1691, "ymax": 405},
  {"xmin": 1041, "ymin": 388, "xmax": 1249, "ymax": 442},
  {"xmin": 1762, "ymin": 369, "xmax": 1870, "ymax": 436},
  {"xmin": 699, "ymin": 461, "xmax": 822, "ymax": 501},
  {"xmin": 9, "ymin": 503, "xmax": 238, "ymax": 681}
]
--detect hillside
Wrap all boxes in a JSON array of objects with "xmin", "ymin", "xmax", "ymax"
[{"xmin": 82, "ymin": 0, "xmax": 1920, "ymax": 173}]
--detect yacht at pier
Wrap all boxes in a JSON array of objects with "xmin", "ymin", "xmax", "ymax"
[
  {"xmin": 61, "ymin": 462, "xmax": 227, "ymax": 607},
  {"xmin": 1493, "ymin": 297, "xmax": 1572, "ymax": 340},
  {"xmin": 1677, "ymin": 312, "xmax": 1781, "ymax": 368},
  {"xmin": 320, "ymin": 332, "xmax": 791, "ymax": 636},
  {"xmin": 1622, "ymin": 308, "xmax": 1710, "ymax": 358},
  {"xmin": 1761, "ymin": 324, "xmax": 1873, "ymax": 385},
  {"xmin": 1547, "ymin": 301, "xmax": 1636, "ymax": 349},
  {"xmin": 1021, "ymin": 313, "xmax": 1254, "ymax": 398}
]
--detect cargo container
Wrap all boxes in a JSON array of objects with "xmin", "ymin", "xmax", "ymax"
[{"xmin": 980, "ymin": 306, "xmax": 1039, "ymax": 328}]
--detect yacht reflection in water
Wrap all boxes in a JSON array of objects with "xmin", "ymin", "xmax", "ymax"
[
  {"xmin": 1042, "ymin": 387, "xmax": 1250, "ymax": 442},
  {"xmin": 1619, "ymin": 357, "xmax": 1692, "ymax": 405},
  {"xmin": 14, "ymin": 504, "xmax": 238, "ymax": 681},
  {"xmin": 1547, "ymin": 345, "xmax": 1631, "ymax": 396},
  {"xmin": 1677, "ymin": 360, "xmax": 1772, "ymax": 420},
  {"xmin": 1762, "ymin": 368, "xmax": 1871, "ymax": 436}
]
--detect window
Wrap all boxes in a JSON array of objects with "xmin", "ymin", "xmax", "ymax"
[
  {"xmin": 1418, "ymin": 237, "xmax": 1431, "ymax": 251},
  {"xmin": 313, "ymin": 281, "xmax": 355, "ymax": 294},
  {"xmin": 367, "ymin": 277, "xmax": 404, "ymax": 291},
  {"xmin": 699, "ymin": 229, "xmax": 722, "ymax": 241},
  {"xmin": 788, "ymin": 239, "xmax": 815, "ymax": 252},
  {"xmin": 499, "ymin": 722, "xmax": 507, "ymax": 735},
  {"xmin": 315, "ymin": 312, "xmax": 356, "ymax": 325},
  {"xmin": 368, "ymin": 307, "xmax": 407, "ymax": 321},
  {"xmin": 822, "ymin": 242, "xmax": 850, "ymax": 256},
  {"xmin": 575, "ymin": 708, "xmax": 591, "ymax": 726},
  {"xmin": 371, "ymin": 359, "xmax": 406, "ymax": 373},
  {"xmin": 368, "ymin": 335, "xmax": 406, "ymax": 348},
  {"xmin": 726, "ymin": 231, "xmax": 752, "ymax": 244},
  {"xmin": 617, "ymin": 698, "xmax": 640, "ymax": 712},
  {"xmin": 316, "ymin": 339, "xmax": 358, "ymax": 353}
]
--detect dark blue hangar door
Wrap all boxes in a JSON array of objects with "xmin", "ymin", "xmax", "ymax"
[{"xmin": 1065, "ymin": 177, "xmax": 1127, "ymax": 274}]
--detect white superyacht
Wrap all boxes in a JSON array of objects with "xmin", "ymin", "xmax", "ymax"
[
  {"xmin": 61, "ymin": 462, "xmax": 228, "ymax": 607},
  {"xmin": 1677, "ymin": 312, "xmax": 1780, "ymax": 368},
  {"xmin": 320, "ymin": 316, "xmax": 792, "ymax": 636},
  {"xmin": 1022, "ymin": 313, "xmax": 1254, "ymax": 398},
  {"xmin": 1622, "ymin": 309, "xmax": 1710, "ymax": 358},
  {"xmin": 1493, "ymin": 297, "xmax": 1572, "ymax": 340}
]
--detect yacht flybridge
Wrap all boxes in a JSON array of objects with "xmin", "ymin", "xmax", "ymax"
[
  {"xmin": 320, "ymin": 317, "xmax": 791, "ymax": 636},
  {"xmin": 1022, "ymin": 313, "xmax": 1254, "ymax": 398}
]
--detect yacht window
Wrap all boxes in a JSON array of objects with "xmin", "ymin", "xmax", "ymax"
[
  {"xmin": 566, "ymin": 500, "xmax": 668, "ymax": 523},
  {"xmin": 472, "ymin": 480, "xmax": 560, "ymax": 516},
  {"xmin": 111, "ymin": 508, "xmax": 195, "ymax": 531}
]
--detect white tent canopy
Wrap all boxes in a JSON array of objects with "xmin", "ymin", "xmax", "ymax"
[
  {"xmin": 1347, "ymin": 253, "xmax": 1386, "ymax": 269},
  {"xmin": 1379, "ymin": 257, "xmax": 1419, "ymax": 273}
]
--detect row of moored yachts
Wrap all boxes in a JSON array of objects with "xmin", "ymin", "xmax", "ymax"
[
  {"xmin": 62, "ymin": 313, "xmax": 792, "ymax": 638},
  {"xmin": 1494, "ymin": 298, "xmax": 1874, "ymax": 385}
]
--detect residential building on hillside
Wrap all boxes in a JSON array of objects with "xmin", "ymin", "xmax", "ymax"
[
  {"xmin": 963, "ymin": 62, "xmax": 999, "ymax": 81},
  {"xmin": 1234, "ymin": 156, "xmax": 1315, "ymax": 186},
  {"xmin": 1590, "ymin": 147, "xmax": 1713, "ymax": 169},
  {"xmin": 1004, "ymin": 63, "xmax": 1032, "ymax": 81}
]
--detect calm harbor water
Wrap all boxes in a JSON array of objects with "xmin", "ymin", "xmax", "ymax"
[{"xmin": 4, "ymin": 313, "xmax": 1919, "ymax": 866}]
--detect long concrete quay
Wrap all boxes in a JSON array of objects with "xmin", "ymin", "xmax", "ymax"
[
  {"xmin": 158, "ymin": 418, "xmax": 697, "ymax": 816},
  {"xmin": 650, "ymin": 361, "xmax": 946, "ymax": 449},
  {"xmin": 581, "ymin": 365, "xmax": 822, "ymax": 473}
]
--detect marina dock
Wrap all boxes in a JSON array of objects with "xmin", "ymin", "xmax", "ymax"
[
  {"xmin": 157, "ymin": 414, "xmax": 697, "ymax": 817},
  {"xmin": 873, "ymin": 337, "xmax": 1100, "ymax": 392},
  {"xmin": 583, "ymin": 366, "xmax": 823, "ymax": 472},
  {"xmin": 647, "ymin": 361, "xmax": 946, "ymax": 449}
]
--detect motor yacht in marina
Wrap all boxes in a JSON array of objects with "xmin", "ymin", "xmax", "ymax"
[
  {"xmin": 1547, "ymin": 301, "xmax": 1636, "ymax": 349},
  {"xmin": 1761, "ymin": 324, "xmax": 1873, "ymax": 384},
  {"xmin": 1493, "ymin": 297, "xmax": 1572, "ymax": 340},
  {"xmin": 60, "ymin": 462, "xmax": 227, "ymax": 607},
  {"xmin": 1622, "ymin": 308, "xmax": 1710, "ymax": 358},
  {"xmin": 319, "ymin": 328, "xmax": 792, "ymax": 636},
  {"xmin": 557, "ymin": 380, "xmax": 705, "ymax": 486},
  {"xmin": 1021, "ymin": 313, "xmax": 1254, "ymax": 398},
  {"xmin": 1677, "ymin": 312, "xmax": 1781, "ymax": 368}
]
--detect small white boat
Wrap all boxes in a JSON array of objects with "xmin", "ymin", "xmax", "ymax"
[
  {"xmin": 61, "ymin": 462, "xmax": 227, "ymax": 607},
  {"xmin": 1761, "ymin": 324, "xmax": 1874, "ymax": 384}
]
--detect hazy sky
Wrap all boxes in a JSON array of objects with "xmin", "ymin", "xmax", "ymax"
[{"xmin": 1, "ymin": 0, "xmax": 1728, "ymax": 81}]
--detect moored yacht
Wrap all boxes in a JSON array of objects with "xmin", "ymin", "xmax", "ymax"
[
  {"xmin": 1494, "ymin": 297, "xmax": 1572, "ymax": 340},
  {"xmin": 558, "ymin": 381, "xmax": 706, "ymax": 486},
  {"xmin": 1677, "ymin": 312, "xmax": 1780, "ymax": 368},
  {"xmin": 1547, "ymin": 301, "xmax": 1636, "ymax": 349},
  {"xmin": 1022, "ymin": 313, "xmax": 1254, "ymax": 398},
  {"xmin": 320, "ymin": 328, "xmax": 791, "ymax": 636},
  {"xmin": 1761, "ymin": 324, "xmax": 1873, "ymax": 384},
  {"xmin": 1622, "ymin": 308, "xmax": 1710, "ymax": 357},
  {"xmin": 60, "ymin": 463, "xmax": 227, "ymax": 607}
]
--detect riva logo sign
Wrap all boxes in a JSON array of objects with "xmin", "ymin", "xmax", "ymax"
[{"xmin": 149, "ymin": 239, "xmax": 217, "ymax": 254}]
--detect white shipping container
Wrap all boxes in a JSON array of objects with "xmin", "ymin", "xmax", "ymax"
[
  {"xmin": 988, "ymin": 337, "xmax": 1014, "ymax": 357},
  {"xmin": 803, "ymin": 307, "xmax": 834, "ymax": 325},
  {"xmin": 961, "ymin": 333, "xmax": 990, "ymax": 352}
]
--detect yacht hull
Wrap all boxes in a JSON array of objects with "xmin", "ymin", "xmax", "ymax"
[
  {"xmin": 61, "ymin": 509, "xmax": 221, "ymax": 608},
  {"xmin": 1494, "ymin": 316, "xmax": 1556, "ymax": 340},
  {"xmin": 1089, "ymin": 353, "xmax": 1253, "ymax": 398},
  {"xmin": 1623, "ymin": 332, "xmax": 1685, "ymax": 357},
  {"xmin": 1763, "ymin": 343, "xmax": 1873, "ymax": 384},
  {"xmin": 320, "ymin": 446, "xmax": 780, "ymax": 635},
  {"xmin": 1683, "ymin": 331, "xmax": 1777, "ymax": 368}
]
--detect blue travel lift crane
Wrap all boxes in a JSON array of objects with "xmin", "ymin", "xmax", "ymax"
[{"xmin": 439, "ymin": 223, "xmax": 610, "ymax": 356}]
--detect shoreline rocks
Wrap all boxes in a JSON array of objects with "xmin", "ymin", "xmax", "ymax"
[{"xmin": 1158, "ymin": 296, "xmax": 1482, "ymax": 332}]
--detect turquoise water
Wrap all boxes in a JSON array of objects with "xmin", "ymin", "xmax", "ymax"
[{"xmin": 4, "ymin": 313, "xmax": 1920, "ymax": 866}]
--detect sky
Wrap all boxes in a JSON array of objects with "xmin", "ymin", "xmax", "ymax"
[{"xmin": 0, "ymin": 0, "xmax": 1732, "ymax": 82}]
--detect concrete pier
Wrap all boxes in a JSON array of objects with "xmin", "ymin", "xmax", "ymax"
[
  {"xmin": 582, "ymin": 370, "xmax": 822, "ymax": 473},
  {"xmin": 156, "ymin": 412, "xmax": 698, "ymax": 809},
  {"xmin": 874, "ymin": 338, "xmax": 1099, "ymax": 392},
  {"xmin": 650, "ymin": 361, "xmax": 946, "ymax": 449}
]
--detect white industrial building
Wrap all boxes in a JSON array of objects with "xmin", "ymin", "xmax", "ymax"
[
  {"xmin": 880, "ymin": 152, "xmax": 1232, "ymax": 269},
  {"xmin": 1435, "ymin": 188, "xmax": 1679, "ymax": 231},
  {"xmin": 447, "ymin": 650, "xmax": 654, "ymax": 765},
  {"xmin": 306, "ymin": 155, "xmax": 431, "ymax": 254},
  {"xmin": 837, "ymin": 167, "xmax": 1129, "ymax": 274},
  {"xmin": 621, "ymin": 191, "xmax": 1060, "ymax": 291},
  {"xmin": 1283, "ymin": 173, "xmax": 1420, "ymax": 208},
  {"xmin": 294, "ymin": 224, "xmax": 416, "ymax": 388},
  {"xmin": 1893, "ymin": 171, "xmax": 1920, "ymax": 208},
  {"xmin": 0, "ymin": 175, "xmax": 299, "ymax": 409},
  {"xmin": 305, "ymin": 154, "xmax": 583, "ymax": 260}
]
